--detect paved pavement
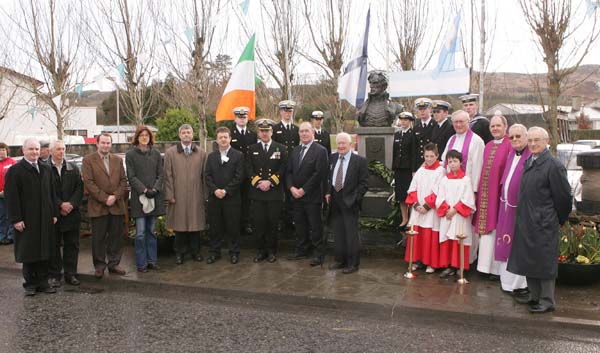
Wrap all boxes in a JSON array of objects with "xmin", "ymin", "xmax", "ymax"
[{"xmin": 0, "ymin": 235, "xmax": 599, "ymax": 329}]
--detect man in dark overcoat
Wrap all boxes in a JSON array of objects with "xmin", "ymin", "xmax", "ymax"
[
  {"xmin": 205, "ymin": 126, "xmax": 244, "ymax": 265},
  {"xmin": 49, "ymin": 140, "xmax": 84, "ymax": 287},
  {"xmin": 507, "ymin": 127, "xmax": 571, "ymax": 314},
  {"xmin": 5, "ymin": 138, "xmax": 58, "ymax": 296},
  {"xmin": 285, "ymin": 122, "xmax": 329, "ymax": 266}
]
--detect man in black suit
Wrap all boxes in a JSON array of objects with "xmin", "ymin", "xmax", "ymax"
[
  {"xmin": 286, "ymin": 122, "xmax": 329, "ymax": 265},
  {"xmin": 230, "ymin": 106, "xmax": 257, "ymax": 235},
  {"xmin": 431, "ymin": 100, "xmax": 455, "ymax": 158},
  {"xmin": 246, "ymin": 119, "xmax": 288, "ymax": 263},
  {"xmin": 325, "ymin": 133, "xmax": 368, "ymax": 274},
  {"xmin": 206, "ymin": 127, "xmax": 245, "ymax": 265},
  {"xmin": 460, "ymin": 93, "xmax": 493, "ymax": 144},
  {"xmin": 310, "ymin": 111, "xmax": 331, "ymax": 156},
  {"xmin": 48, "ymin": 140, "xmax": 84, "ymax": 287},
  {"xmin": 411, "ymin": 97, "xmax": 435, "ymax": 171}
]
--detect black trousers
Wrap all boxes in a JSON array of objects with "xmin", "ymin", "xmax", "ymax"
[
  {"xmin": 208, "ymin": 198, "xmax": 241, "ymax": 256},
  {"xmin": 174, "ymin": 231, "xmax": 201, "ymax": 256},
  {"xmin": 331, "ymin": 190, "xmax": 361, "ymax": 268},
  {"xmin": 91, "ymin": 215, "xmax": 124, "ymax": 270},
  {"xmin": 240, "ymin": 181, "xmax": 251, "ymax": 227},
  {"xmin": 22, "ymin": 261, "xmax": 50, "ymax": 290},
  {"xmin": 252, "ymin": 199, "xmax": 283, "ymax": 255},
  {"xmin": 49, "ymin": 228, "xmax": 80, "ymax": 279},
  {"xmin": 293, "ymin": 200, "xmax": 325, "ymax": 256}
]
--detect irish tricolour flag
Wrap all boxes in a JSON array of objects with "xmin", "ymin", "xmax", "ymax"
[{"xmin": 216, "ymin": 34, "xmax": 256, "ymax": 121}]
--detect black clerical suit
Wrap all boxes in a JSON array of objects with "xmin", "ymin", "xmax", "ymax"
[
  {"xmin": 430, "ymin": 118, "xmax": 455, "ymax": 159},
  {"xmin": 230, "ymin": 126, "xmax": 257, "ymax": 231},
  {"xmin": 411, "ymin": 118, "xmax": 435, "ymax": 171},
  {"xmin": 246, "ymin": 140, "xmax": 287, "ymax": 257},
  {"xmin": 205, "ymin": 148, "xmax": 244, "ymax": 258},
  {"xmin": 286, "ymin": 142, "xmax": 329, "ymax": 257},
  {"xmin": 327, "ymin": 152, "xmax": 369, "ymax": 269}
]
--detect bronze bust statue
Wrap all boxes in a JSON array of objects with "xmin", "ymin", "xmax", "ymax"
[{"xmin": 357, "ymin": 72, "xmax": 402, "ymax": 127}]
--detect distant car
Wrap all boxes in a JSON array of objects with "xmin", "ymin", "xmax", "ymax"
[
  {"xmin": 557, "ymin": 143, "xmax": 593, "ymax": 208},
  {"xmin": 574, "ymin": 140, "xmax": 600, "ymax": 148}
]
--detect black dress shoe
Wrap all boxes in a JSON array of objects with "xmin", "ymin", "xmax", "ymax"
[
  {"xmin": 49, "ymin": 278, "xmax": 62, "ymax": 288},
  {"xmin": 193, "ymin": 254, "xmax": 204, "ymax": 262},
  {"xmin": 514, "ymin": 295, "xmax": 538, "ymax": 305},
  {"xmin": 147, "ymin": 263, "xmax": 161, "ymax": 271},
  {"xmin": 175, "ymin": 254, "xmax": 184, "ymax": 265},
  {"xmin": 108, "ymin": 266, "xmax": 126, "ymax": 275},
  {"xmin": 24, "ymin": 288, "xmax": 36, "ymax": 296},
  {"xmin": 206, "ymin": 255, "xmax": 221, "ymax": 264},
  {"xmin": 309, "ymin": 256, "xmax": 324, "ymax": 267},
  {"xmin": 439, "ymin": 268, "xmax": 457, "ymax": 278},
  {"xmin": 230, "ymin": 255, "xmax": 239, "ymax": 264},
  {"xmin": 489, "ymin": 274, "xmax": 500, "ymax": 282},
  {"xmin": 0, "ymin": 239, "xmax": 10, "ymax": 245},
  {"xmin": 342, "ymin": 266, "xmax": 359, "ymax": 274},
  {"xmin": 253, "ymin": 253, "xmax": 267, "ymax": 263},
  {"xmin": 287, "ymin": 253, "xmax": 308, "ymax": 261},
  {"xmin": 328, "ymin": 262, "xmax": 346, "ymax": 270},
  {"xmin": 529, "ymin": 303, "xmax": 555, "ymax": 314},
  {"xmin": 64, "ymin": 276, "xmax": 80, "ymax": 286},
  {"xmin": 36, "ymin": 286, "xmax": 57, "ymax": 294},
  {"xmin": 267, "ymin": 254, "xmax": 277, "ymax": 263}
]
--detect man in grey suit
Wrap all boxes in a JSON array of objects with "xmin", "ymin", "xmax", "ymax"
[{"xmin": 325, "ymin": 133, "xmax": 369, "ymax": 274}]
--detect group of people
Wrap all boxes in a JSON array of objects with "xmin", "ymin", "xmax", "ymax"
[
  {"xmin": 392, "ymin": 94, "xmax": 571, "ymax": 313},
  {"xmin": 2, "ymin": 94, "xmax": 571, "ymax": 313}
]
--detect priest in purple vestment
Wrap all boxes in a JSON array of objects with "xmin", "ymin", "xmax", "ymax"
[
  {"xmin": 475, "ymin": 114, "xmax": 512, "ymax": 280},
  {"xmin": 495, "ymin": 124, "xmax": 529, "ymax": 294}
]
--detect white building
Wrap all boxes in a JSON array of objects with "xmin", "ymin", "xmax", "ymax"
[{"xmin": 0, "ymin": 67, "xmax": 99, "ymax": 146}]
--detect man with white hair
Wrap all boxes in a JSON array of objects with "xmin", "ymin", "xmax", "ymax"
[
  {"xmin": 495, "ymin": 124, "xmax": 530, "ymax": 295},
  {"xmin": 508, "ymin": 127, "xmax": 571, "ymax": 313},
  {"xmin": 442, "ymin": 110, "xmax": 485, "ymax": 263},
  {"xmin": 48, "ymin": 140, "xmax": 83, "ymax": 287},
  {"xmin": 325, "ymin": 133, "xmax": 368, "ymax": 274},
  {"xmin": 5, "ymin": 138, "xmax": 58, "ymax": 296}
]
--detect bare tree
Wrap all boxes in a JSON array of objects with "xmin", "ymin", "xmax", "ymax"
[
  {"xmin": 85, "ymin": 0, "xmax": 161, "ymax": 127},
  {"xmin": 1, "ymin": 0, "xmax": 87, "ymax": 139},
  {"xmin": 520, "ymin": 0, "xmax": 600, "ymax": 150},
  {"xmin": 153, "ymin": 0, "xmax": 225, "ymax": 146},
  {"xmin": 252, "ymin": 0, "xmax": 302, "ymax": 104},
  {"xmin": 300, "ymin": 0, "xmax": 351, "ymax": 132}
]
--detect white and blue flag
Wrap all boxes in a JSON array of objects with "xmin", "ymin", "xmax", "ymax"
[{"xmin": 337, "ymin": 7, "xmax": 370, "ymax": 108}]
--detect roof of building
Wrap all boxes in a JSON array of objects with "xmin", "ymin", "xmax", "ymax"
[
  {"xmin": 485, "ymin": 103, "xmax": 572, "ymax": 116},
  {"xmin": 0, "ymin": 66, "xmax": 44, "ymax": 87},
  {"xmin": 100, "ymin": 125, "xmax": 158, "ymax": 133}
]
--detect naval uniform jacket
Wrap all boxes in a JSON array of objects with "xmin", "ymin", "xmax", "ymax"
[
  {"xmin": 431, "ymin": 118, "xmax": 455, "ymax": 159},
  {"xmin": 470, "ymin": 114, "xmax": 493, "ymax": 144},
  {"xmin": 230, "ymin": 127, "xmax": 257, "ymax": 158},
  {"xmin": 411, "ymin": 119, "xmax": 435, "ymax": 171},
  {"xmin": 246, "ymin": 141, "xmax": 288, "ymax": 201},
  {"xmin": 392, "ymin": 129, "xmax": 414, "ymax": 171},
  {"xmin": 272, "ymin": 122, "xmax": 299, "ymax": 157},
  {"xmin": 314, "ymin": 129, "xmax": 332, "ymax": 156}
]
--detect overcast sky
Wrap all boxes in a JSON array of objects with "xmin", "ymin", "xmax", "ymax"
[{"xmin": 1, "ymin": 0, "xmax": 599, "ymax": 90}]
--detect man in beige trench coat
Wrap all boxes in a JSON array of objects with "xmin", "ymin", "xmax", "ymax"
[{"xmin": 164, "ymin": 124, "xmax": 207, "ymax": 265}]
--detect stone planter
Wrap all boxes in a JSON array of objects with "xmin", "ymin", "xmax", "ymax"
[{"xmin": 557, "ymin": 262, "xmax": 600, "ymax": 286}]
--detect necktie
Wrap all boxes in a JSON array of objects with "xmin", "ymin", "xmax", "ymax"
[
  {"xmin": 263, "ymin": 143, "xmax": 268, "ymax": 153},
  {"xmin": 241, "ymin": 129, "xmax": 245, "ymax": 136},
  {"xmin": 298, "ymin": 145, "xmax": 306, "ymax": 165},
  {"xmin": 185, "ymin": 146, "xmax": 191, "ymax": 156},
  {"xmin": 334, "ymin": 156, "xmax": 344, "ymax": 192},
  {"xmin": 32, "ymin": 162, "xmax": 40, "ymax": 173}
]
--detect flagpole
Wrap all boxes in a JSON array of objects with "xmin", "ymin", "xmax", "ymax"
[{"xmin": 479, "ymin": 0, "xmax": 486, "ymax": 111}]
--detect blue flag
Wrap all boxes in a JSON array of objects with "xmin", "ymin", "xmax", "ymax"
[
  {"xmin": 337, "ymin": 6, "xmax": 370, "ymax": 108},
  {"xmin": 432, "ymin": 12, "xmax": 461, "ymax": 79},
  {"xmin": 239, "ymin": 0, "xmax": 250, "ymax": 15}
]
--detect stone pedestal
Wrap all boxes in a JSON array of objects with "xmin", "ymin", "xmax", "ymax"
[{"xmin": 355, "ymin": 127, "xmax": 395, "ymax": 218}]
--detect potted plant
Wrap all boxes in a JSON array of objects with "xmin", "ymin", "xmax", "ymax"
[{"xmin": 558, "ymin": 221, "xmax": 600, "ymax": 285}]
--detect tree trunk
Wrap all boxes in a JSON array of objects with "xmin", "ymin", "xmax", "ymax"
[{"xmin": 547, "ymin": 73, "xmax": 561, "ymax": 153}]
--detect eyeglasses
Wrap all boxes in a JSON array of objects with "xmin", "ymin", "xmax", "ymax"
[{"xmin": 509, "ymin": 135, "xmax": 522, "ymax": 140}]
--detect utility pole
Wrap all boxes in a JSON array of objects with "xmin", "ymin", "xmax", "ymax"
[
  {"xmin": 385, "ymin": 0, "xmax": 390, "ymax": 71},
  {"xmin": 479, "ymin": 0, "xmax": 485, "ymax": 111}
]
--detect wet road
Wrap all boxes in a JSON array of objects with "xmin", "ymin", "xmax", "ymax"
[{"xmin": 0, "ymin": 270, "xmax": 598, "ymax": 353}]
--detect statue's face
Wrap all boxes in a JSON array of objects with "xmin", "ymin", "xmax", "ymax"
[{"xmin": 369, "ymin": 76, "xmax": 387, "ymax": 95}]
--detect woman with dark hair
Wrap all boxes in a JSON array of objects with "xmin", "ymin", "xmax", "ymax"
[{"xmin": 125, "ymin": 126, "xmax": 165, "ymax": 272}]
